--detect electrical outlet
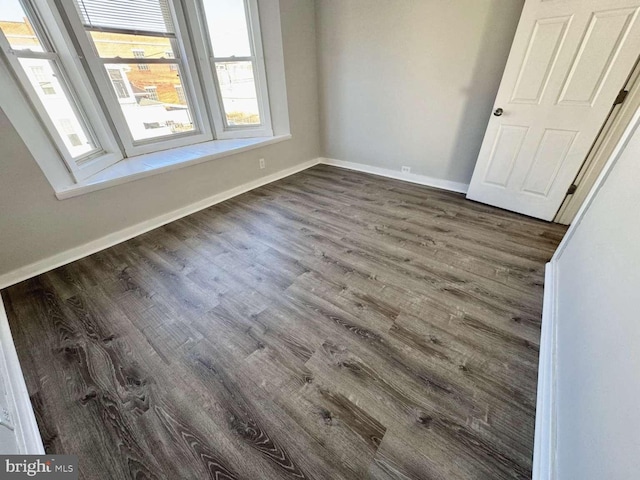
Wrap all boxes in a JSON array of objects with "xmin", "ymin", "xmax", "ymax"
[
  {"xmin": 259, "ymin": 158, "xmax": 266, "ymax": 169},
  {"xmin": 401, "ymin": 166, "xmax": 411, "ymax": 174}
]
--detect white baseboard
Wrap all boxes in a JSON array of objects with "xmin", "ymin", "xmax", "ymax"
[
  {"xmin": 0, "ymin": 301, "xmax": 45, "ymax": 454},
  {"xmin": 319, "ymin": 158, "xmax": 470, "ymax": 194},
  {"xmin": 0, "ymin": 158, "xmax": 321, "ymax": 290},
  {"xmin": 532, "ymin": 261, "xmax": 558, "ymax": 480}
]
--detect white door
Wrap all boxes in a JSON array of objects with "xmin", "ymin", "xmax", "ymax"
[{"xmin": 467, "ymin": 0, "xmax": 640, "ymax": 221}]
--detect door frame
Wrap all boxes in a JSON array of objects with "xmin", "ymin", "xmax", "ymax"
[{"xmin": 555, "ymin": 56, "xmax": 640, "ymax": 225}]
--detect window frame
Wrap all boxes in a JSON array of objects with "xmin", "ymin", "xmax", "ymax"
[
  {"xmin": 58, "ymin": 0, "xmax": 214, "ymax": 157},
  {"xmin": 184, "ymin": 0, "xmax": 273, "ymax": 140}
]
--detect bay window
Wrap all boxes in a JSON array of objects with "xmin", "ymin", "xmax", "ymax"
[{"xmin": 0, "ymin": 0, "xmax": 283, "ymax": 190}]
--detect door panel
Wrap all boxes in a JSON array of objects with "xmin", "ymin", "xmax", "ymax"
[
  {"xmin": 467, "ymin": 0, "xmax": 640, "ymax": 220},
  {"xmin": 485, "ymin": 125, "xmax": 529, "ymax": 186},
  {"xmin": 511, "ymin": 16, "xmax": 571, "ymax": 104},
  {"xmin": 558, "ymin": 8, "xmax": 637, "ymax": 106},
  {"xmin": 521, "ymin": 129, "xmax": 577, "ymax": 195}
]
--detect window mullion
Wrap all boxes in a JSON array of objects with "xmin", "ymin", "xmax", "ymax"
[
  {"xmin": 96, "ymin": 58, "xmax": 182, "ymax": 65},
  {"xmin": 182, "ymin": 1, "xmax": 226, "ymax": 138},
  {"xmin": 245, "ymin": 0, "xmax": 272, "ymax": 136},
  {"xmin": 168, "ymin": 0, "xmax": 213, "ymax": 141},
  {"xmin": 10, "ymin": 50, "xmax": 58, "ymax": 60},
  {"xmin": 211, "ymin": 56, "xmax": 254, "ymax": 63}
]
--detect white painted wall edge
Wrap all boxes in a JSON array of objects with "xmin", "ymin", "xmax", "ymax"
[
  {"xmin": 532, "ymin": 262, "xmax": 558, "ymax": 480},
  {"xmin": 0, "ymin": 300, "xmax": 45, "ymax": 454},
  {"xmin": 553, "ymin": 106, "xmax": 640, "ymax": 262},
  {"xmin": 319, "ymin": 158, "xmax": 470, "ymax": 194},
  {"xmin": 0, "ymin": 157, "xmax": 321, "ymax": 290}
]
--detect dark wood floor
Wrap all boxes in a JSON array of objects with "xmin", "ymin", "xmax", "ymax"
[{"xmin": 2, "ymin": 165, "xmax": 567, "ymax": 479}]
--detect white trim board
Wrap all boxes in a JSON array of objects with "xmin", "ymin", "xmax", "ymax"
[
  {"xmin": 0, "ymin": 158, "xmax": 321, "ymax": 290},
  {"xmin": 532, "ymin": 262, "xmax": 558, "ymax": 480},
  {"xmin": 0, "ymin": 300, "xmax": 45, "ymax": 454},
  {"xmin": 319, "ymin": 158, "xmax": 470, "ymax": 194},
  {"xmin": 56, "ymin": 135, "xmax": 292, "ymax": 200}
]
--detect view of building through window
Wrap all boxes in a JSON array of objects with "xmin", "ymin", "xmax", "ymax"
[
  {"xmin": 86, "ymin": 26, "xmax": 196, "ymax": 142},
  {"xmin": 132, "ymin": 49, "xmax": 150, "ymax": 71},
  {"xmin": 29, "ymin": 66, "xmax": 56, "ymax": 95},
  {"xmin": 107, "ymin": 69, "xmax": 129, "ymax": 99},
  {"xmin": 144, "ymin": 86, "xmax": 159, "ymax": 101}
]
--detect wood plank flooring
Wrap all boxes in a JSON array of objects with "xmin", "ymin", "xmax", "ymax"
[{"xmin": 1, "ymin": 165, "xmax": 567, "ymax": 479}]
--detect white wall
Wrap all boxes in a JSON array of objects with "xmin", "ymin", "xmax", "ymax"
[
  {"xmin": 553, "ymin": 115, "xmax": 640, "ymax": 479},
  {"xmin": 0, "ymin": 0, "xmax": 319, "ymax": 278},
  {"xmin": 315, "ymin": 0, "xmax": 524, "ymax": 185}
]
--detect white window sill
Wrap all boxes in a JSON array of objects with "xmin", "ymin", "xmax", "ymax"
[{"xmin": 55, "ymin": 134, "xmax": 292, "ymax": 200}]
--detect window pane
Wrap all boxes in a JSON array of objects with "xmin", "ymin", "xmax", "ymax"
[
  {"xmin": 203, "ymin": 0, "xmax": 252, "ymax": 58},
  {"xmin": 215, "ymin": 61, "xmax": 260, "ymax": 126},
  {"xmin": 104, "ymin": 63, "xmax": 195, "ymax": 141},
  {"xmin": 0, "ymin": 0, "xmax": 44, "ymax": 51},
  {"xmin": 89, "ymin": 31, "xmax": 174, "ymax": 60},
  {"xmin": 18, "ymin": 58, "xmax": 96, "ymax": 158}
]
